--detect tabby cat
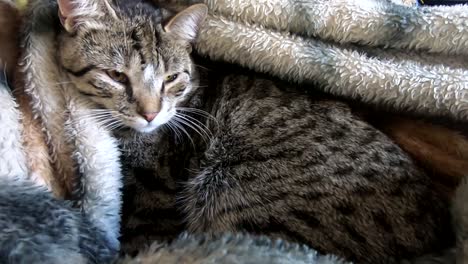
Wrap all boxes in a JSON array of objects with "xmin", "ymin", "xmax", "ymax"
[
  {"xmin": 7, "ymin": 0, "xmax": 454, "ymax": 263},
  {"xmin": 50, "ymin": 0, "xmax": 455, "ymax": 263}
]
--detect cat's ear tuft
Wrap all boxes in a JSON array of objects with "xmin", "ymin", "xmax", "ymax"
[
  {"xmin": 164, "ymin": 4, "xmax": 208, "ymax": 43},
  {"xmin": 57, "ymin": 0, "xmax": 118, "ymax": 33}
]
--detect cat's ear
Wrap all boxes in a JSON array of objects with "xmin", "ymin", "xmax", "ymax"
[
  {"xmin": 164, "ymin": 4, "xmax": 208, "ymax": 43},
  {"xmin": 57, "ymin": 0, "xmax": 118, "ymax": 33}
]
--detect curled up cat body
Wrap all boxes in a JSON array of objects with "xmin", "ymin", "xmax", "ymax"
[
  {"xmin": 7, "ymin": 0, "xmax": 454, "ymax": 263},
  {"xmin": 46, "ymin": 0, "xmax": 454, "ymax": 263}
]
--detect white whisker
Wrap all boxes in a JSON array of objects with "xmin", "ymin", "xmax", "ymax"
[
  {"xmin": 166, "ymin": 121, "xmax": 182, "ymax": 144},
  {"xmin": 176, "ymin": 107, "xmax": 219, "ymax": 131},
  {"xmin": 173, "ymin": 116, "xmax": 210, "ymax": 146},
  {"xmin": 175, "ymin": 113, "xmax": 213, "ymax": 140},
  {"xmin": 194, "ymin": 64, "xmax": 211, "ymax": 71},
  {"xmin": 171, "ymin": 119, "xmax": 196, "ymax": 149}
]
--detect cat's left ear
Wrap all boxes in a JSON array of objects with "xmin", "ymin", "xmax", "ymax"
[
  {"xmin": 57, "ymin": 0, "xmax": 118, "ymax": 33},
  {"xmin": 164, "ymin": 4, "xmax": 208, "ymax": 43}
]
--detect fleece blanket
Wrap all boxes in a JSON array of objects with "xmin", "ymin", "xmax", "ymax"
[
  {"xmin": 183, "ymin": 0, "xmax": 468, "ymax": 122},
  {"xmin": 1, "ymin": 0, "xmax": 467, "ymax": 263}
]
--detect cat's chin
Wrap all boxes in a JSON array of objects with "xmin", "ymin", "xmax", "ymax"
[
  {"xmin": 134, "ymin": 126, "xmax": 159, "ymax": 134},
  {"xmin": 122, "ymin": 119, "xmax": 161, "ymax": 134}
]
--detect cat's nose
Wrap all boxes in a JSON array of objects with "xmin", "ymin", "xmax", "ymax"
[{"xmin": 141, "ymin": 112, "xmax": 158, "ymax": 122}]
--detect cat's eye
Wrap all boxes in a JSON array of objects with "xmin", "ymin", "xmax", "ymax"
[
  {"xmin": 106, "ymin": 70, "xmax": 129, "ymax": 84},
  {"xmin": 165, "ymin": 74, "xmax": 178, "ymax": 83}
]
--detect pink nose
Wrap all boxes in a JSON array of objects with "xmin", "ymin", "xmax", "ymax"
[{"xmin": 141, "ymin": 112, "xmax": 158, "ymax": 122}]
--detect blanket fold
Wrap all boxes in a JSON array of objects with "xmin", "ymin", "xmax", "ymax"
[
  {"xmin": 203, "ymin": 0, "xmax": 468, "ymax": 56},
  {"xmin": 195, "ymin": 15, "xmax": 468, "ymax": 120},
  {"xmin": 164, "ymin": 0, "xmax": 468, "ymax": 121}
]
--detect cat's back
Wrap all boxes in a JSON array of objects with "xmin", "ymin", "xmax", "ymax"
[{"xmin": 184, "ymin": 74, "xmax": 453, "ymax": 263}]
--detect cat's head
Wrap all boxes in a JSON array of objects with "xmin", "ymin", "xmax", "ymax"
[{"xmin": 57, "ymin": 0, "xmax": 207, "ymax": 133}]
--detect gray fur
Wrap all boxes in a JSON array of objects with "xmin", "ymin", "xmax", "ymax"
[
  {"xmin": 45, "ymin": 0, "xmax": 453, "ymax": 262},
  {"xmin": 0, "ymin": 178, "xmax": 117, "ymax": 263},
  {"xmin": 119, "ymin": 233, "xmax": 349, "ymax": 264}
]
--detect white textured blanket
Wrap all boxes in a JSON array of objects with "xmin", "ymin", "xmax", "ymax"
[{"xmin": 180, "ymin": 0, "xmax": 468, "ymax": 121}]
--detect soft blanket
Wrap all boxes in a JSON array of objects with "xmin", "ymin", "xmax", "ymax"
[
  {"xmin": 0, "ymin": 0, "xmax": 467, "ymax": 263},
  {"xmin": 187, "ymin": 0, "xmax": 468, "ymax": 121}
]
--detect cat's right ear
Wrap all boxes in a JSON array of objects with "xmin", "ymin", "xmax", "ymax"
[{"xmin": 57, "ymin": 0, "xmax": 118, "ymax": 33}]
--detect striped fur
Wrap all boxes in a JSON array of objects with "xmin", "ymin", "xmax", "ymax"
[
  {"xmin": 119, "ymin": 67, "xmax": 453, "ymax": 262},
  {"xmin": 35, "ymin": 1, "xmax": 453, "ymax": 262},
  {"xmin": 5, "ymin": 0, "xmax": 462, "ymax": 263}
]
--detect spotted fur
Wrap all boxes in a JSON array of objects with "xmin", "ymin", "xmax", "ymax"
[{"xmin": 50, "ymin": 0, "xmax": 454, "ymax": 263}]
